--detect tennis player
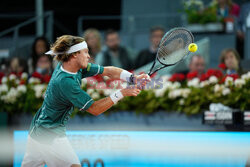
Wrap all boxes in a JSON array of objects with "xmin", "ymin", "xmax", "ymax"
[{"xmin": 21, "ymin": 35, "xmax": 150, "ymax": 167}]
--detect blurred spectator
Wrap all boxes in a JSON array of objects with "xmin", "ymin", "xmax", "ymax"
[
  {"xmin": 135, "ymin": 26, "xmax": 165, "ymax": 69},
  {"xmin": 31, "ymin": 54, "xmax": 53, "ymax": 83},
  {"xmin": 180, "ymin": 55, "xmax": 206, "ymax": 77},
  {"xmin": 34, "ymin": 54, "xmax": 52, "ymax": 75},
  {"xmin": 220, "ymin": 48, "xmax": 243, "ymax": 75},
  {"xmin": 83, "ymin": 28, "xmax": 102, "ymax": 62},
  {"xmin": 9, "ymin": 57, "xmax": 28, "ymax": 77},
  {"xmin": 95, "ymin": 29, "xmax": 134, "ymax": 70},
  {"xmin": 0, "ymin": 58, "xmax": 8, "ymax": 75},
  {"xmin": 236, "ymin": 2, "xmax": 250, "ymax": 59},
  {"xmin": 216, "ymin": 0, "xmax": 240, "ymax": 18},
  {"xmin": 189, "ymin": 55, "xmax": 206, "ymax": 76},
  {"xmin": 29, "ymin": 36, "xmax": 50, "ymax": 74}
]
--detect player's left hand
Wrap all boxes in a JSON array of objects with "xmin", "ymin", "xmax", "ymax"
[{"xmin": 135, "ymin": 74, "xmax": 151, "ymax": 89}]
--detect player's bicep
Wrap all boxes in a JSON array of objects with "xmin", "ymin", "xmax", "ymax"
[{"xmin": 81, "ymin": 63, "xmax": 104, "ymax": 78}]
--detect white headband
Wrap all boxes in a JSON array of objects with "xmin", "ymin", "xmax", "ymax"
[{"xmin": 45, "ymin": 41, "xmax": 88, "ymax": 55}]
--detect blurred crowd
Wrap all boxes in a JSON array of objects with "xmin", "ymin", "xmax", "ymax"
[
  {"xmin": 0, "ymin": 0, "xmax": 249, "ymax": 84},
  {"xmin": 208, "ymin": 0, "xmax": 250, "ymax": 60}
]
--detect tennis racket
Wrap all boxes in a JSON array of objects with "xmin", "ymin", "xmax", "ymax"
[{"xmin": 148, "ymin": 27, "xmax": 194, "ymax": 76}]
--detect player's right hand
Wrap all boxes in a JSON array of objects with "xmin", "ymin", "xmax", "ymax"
[
  {"xmin": 120, "ymin": 88, "xmax": 141, "ymax": 97},
  {"xmin": 135, "ymin": 74, "xmax": 151, "ymax": 89}
]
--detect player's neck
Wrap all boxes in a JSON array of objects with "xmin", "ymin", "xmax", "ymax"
[{"xmin": 62, "ymin": 61, "xmax": 79, "ymax": 73}]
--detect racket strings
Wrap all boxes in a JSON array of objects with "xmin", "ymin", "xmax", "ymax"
[{"xmin": 158, "ymin": 29, "xmax": 193, "ymax": 65}]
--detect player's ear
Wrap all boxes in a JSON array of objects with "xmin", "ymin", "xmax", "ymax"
[{"xmin": 72, "ymin": 52, "xmax": 79, "ymax": 58}]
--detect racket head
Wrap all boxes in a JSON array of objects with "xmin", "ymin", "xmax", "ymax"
[{"xmin": 157, "ymin": 27, "xmax": 194, "ymax": 66}]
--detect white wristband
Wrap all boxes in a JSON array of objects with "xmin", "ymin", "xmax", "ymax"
[
  {"xmin": 120, "ymin": 70, "xmax": 132, "ymax": 82},
  {"xmin": 110, "ymin": 90, "xmax": 124, "ymax": 104}
]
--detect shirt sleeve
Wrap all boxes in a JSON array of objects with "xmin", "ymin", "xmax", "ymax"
[
  {"xmin": 81, "ymin": 63, "xmax": 104, "ymax": 78},
  {"xmin": 59, "ymin": 77, "xmax": 94, "ymax": 111}
]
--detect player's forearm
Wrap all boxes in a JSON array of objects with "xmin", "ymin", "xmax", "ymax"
[
  {"xmin": 86, "ymin": 97, "xmax": 114, "ymax": 116},
  {"xmin": 102, "ymin": 66, "xmax": 136, "ymax": 83},
  {"xmin": 86, "ymin": 89, "xmax": 141, "ymax": 116},
  {"xmin": 102, "ymin": 66, "xmax": 123, "ymax": 79}
]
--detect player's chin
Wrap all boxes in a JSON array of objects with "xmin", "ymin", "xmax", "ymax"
[{"xmin": 82, "ymin": 63, "xmax": 88, "ymax": 69}]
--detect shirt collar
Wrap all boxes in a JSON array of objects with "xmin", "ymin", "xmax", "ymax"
[{"xmin": 60, "ymin": 65, "xmax": 77, "ymax": 75}]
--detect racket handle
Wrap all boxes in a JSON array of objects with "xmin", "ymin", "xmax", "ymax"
[{"xmin": 148, "ymin": 71, "xmax": 155, "ymax": 77}]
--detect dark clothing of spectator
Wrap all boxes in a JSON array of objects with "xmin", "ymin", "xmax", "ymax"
[
  {"xmin": 135, "ymin": 48, "xmax": 156, "ymax": 69},
  {"xmin": 97, "ymin": 46, "xmax": 134, "ymax": 70}
]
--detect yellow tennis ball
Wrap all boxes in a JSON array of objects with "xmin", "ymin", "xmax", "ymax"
[{"xmin": 188, "ymin": 43, "xmax": 198, "ymax": 52}]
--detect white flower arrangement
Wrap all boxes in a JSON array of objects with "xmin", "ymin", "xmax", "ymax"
[
  {"xmin": 172, "ymin": 82, "xmax": 181, "ymax": 90},
  {"xmin": 168, "ymin": 88, "xmax": 191, "ymax": 99},
  {"xmin": 0, "ymin": 84, "xmax": 8, "ymax": 94},
  {"xmin": 222, "ymin": 88, "xmax": 231, "ymax": 96},
  {"xmin": 1, "ymin": 76, "xmax": 7, "ymax": 84},
  {"xmin": 209, "ymin": 76, "xmax": 218, "ymax": 84},
  {"xmin": 21, "ymin": 72, "xmax": 28, "ymax": 80},
  {"xmin": 28, "ymin": 77, "xmax": 41, "ymax": 84},
  {"xmin": 15, "ymin": 79, "xmax": 20, "ymax": 85},
  {"xmin": 168, "ymin": 89, "xmax": 182, "ymax": 99},
  {"xmin": 0, "ymin": 72, "xmax": 249, "ymax": 115},
  {"xmin": 103, "ymin": 89, "xmax": 115, "ymax": 96},
  {"xmin": 225, "ymin": 76, "xmax": 234, "ymax": 86},
  {"xmin": 91, "ymin": 92, "xmax": 100, "ymax": 100},
  {"xmin": 241, "ymin": 74, "xmax": 248, "ymax": 81},
  {"xmin": 200, "ymin": 80, "xmax": 209, "ymax": 88},
  {"xmin": 17, "ymin": 85, "xmax": 27, "ymax": 94},
  {"xmin": 214, "ymin": 84, "xmax": 225, "ymax": 93},
  {"xmin": 160, "ymin": 75, "xmax": 171, "ymax": 83},
  {"xmin": 187, "ymin": 78, "xmax": 200, "ymax": 88},
  {"xmin": 1, "ymin": 88, "xmax": 18, "ymax": 103},
  {"xmin": 234, "ymin": 79, "xmax": 246, "ymax": 88},
  {"xmin": 81, "ymin": 78, "xmax": 88, "ymax": 87},
  {"xmin": 87, "ymin": 89, "xmax": 95, "ymax": 95},
  {"xmin": 184, "ymin": 0, "xmax": 204, "ymax": 10},
  {"xmin": 181, "ymin": 88, "xmax": 191, "ymax": 98},
  {"xmin": 154, "ymin": 88, "xmax": 165, "ymax": 98},
  {"xmin": 9, "ymin": 74, "xmax": 17, "ymax": 81},
  {"xmin": 33, "ymin": 84, "xmax": 46, "ymax": 98},
  {"xmin": 179, "ymin": 99, "xmax": 185, "ymax": 105},
  {"xmin": 153, "ymin": 81, "xmax": 182, "ymax": 98}
]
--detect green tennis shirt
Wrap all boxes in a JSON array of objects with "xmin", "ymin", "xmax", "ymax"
[{"xmin": 29, "ymin": 62, "xmax": 104, "ymax": 142}]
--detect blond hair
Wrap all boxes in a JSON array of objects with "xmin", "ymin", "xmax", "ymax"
[
  {"xmin": 51, "ymin": 35, "xmax": 85, "ymax": 62},
  {"xmin": 83, "ymin": 28, "xmax": 102, "ymax": 52},
  {"xmin": 220, "ymin": 48, "xmax": 240, "ymax": 65},
  {"xmin": 220, "ymin": 48, "xmax": 243, "ymax": 74}
]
